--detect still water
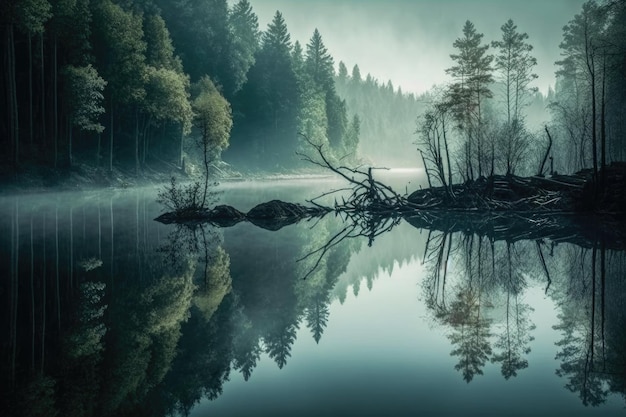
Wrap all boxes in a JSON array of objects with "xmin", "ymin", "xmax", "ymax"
[{"xmin": 1, "ymin": 173, "xmax": 625, "ymax": 417}]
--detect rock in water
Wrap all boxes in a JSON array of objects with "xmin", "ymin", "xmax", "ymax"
[
  {"xmin": 209, "ymin": 205, "xmax": 246, "ymax": 227},
  {"xmin": 247, "ymin": 200, "xmax": 308, "ymax": 219},
  {"xmin": 246, "ymin": 200, "xmax": 310, "ymax": 231}
]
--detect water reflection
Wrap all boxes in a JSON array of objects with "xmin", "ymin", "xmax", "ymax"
[
  {"xmin": 1, "ymin": 189, "xmax": 626, "ymax": 416},
  {"xmin": 418, "ymin": 224, "xmax": 626, "ymax": 406}
]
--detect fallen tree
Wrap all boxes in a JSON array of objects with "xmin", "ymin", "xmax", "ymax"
[{"xmin": 155, "ymin": 135, "xmax": 626, "ymax": 232}]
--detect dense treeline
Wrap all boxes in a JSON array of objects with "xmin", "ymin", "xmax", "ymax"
[
  {"xmin": 416, "ymin": 0, "xmax": 626, "ymax": 194},
  {"xmin": 0, "ymin": 0, "xmax": 371, "ymax": 178},
  {"xmin": 335, "ymin": 61, "xmax": 424, "ymax": 166},
  {"xmin": 2, "ymin": 0, "xmax": 625, "ymax": 182}
]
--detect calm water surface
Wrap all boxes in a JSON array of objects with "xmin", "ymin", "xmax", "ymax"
[{"xmin": 1, "ymin": 172, "xmax": 625, "ymax": 417}]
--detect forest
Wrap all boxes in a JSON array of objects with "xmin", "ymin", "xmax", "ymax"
[{"xmin": 3, "ymin": 0, "xmax": 623, "ymax": 187}]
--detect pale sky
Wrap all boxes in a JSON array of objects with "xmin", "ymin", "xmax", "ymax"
[{"xmin": 241, "ymin": 0, "xmax": 587, "ymax": 95}]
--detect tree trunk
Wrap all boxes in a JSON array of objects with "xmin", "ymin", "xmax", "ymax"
[
  {"xmin": 41, "ymin": 213, "xmax": 46, "ymax": 372},
  {"xmin": 30, "ymin": 214, "xmax": 35, "ymax": 371},
  {"xmin": 202, "ymin": 135, "xmax": 210, "ymax": 208},
  {"xmin": 55, "ymin": 206, "xmax": 60, "ymax": 329},
  {"xmin": 10, "ymin": 198, "xmax": 19, "ymax": 385},
  {"xmin": 109, "ymin": 97, "xmax": 113, "ymax": 172},
  {"xmin": 135, "ymin": 108, "xmax": 139, "ymax": 176},
  {"xmin": 442, "ymin": 114, "xmax": 453, "ymax": 191},
  {"xmin": 97, "ymin": 132, "xmax": 101, "ymax": 167},
  {"xmin": 179, "ymin": 127, "xmax": 184, "ymax": 168},
  {"xmin": 28, "ymin": 33, "xmax": 33, "ymax": 148},
  {"xmin": 54, "ymin": 34, "xmax": 58, "ymax": 168},
  {"xmin": 600, "ymin": 54, "xmax": 606, "ymax": 191},
  {"xmin": 69, "ymin": 206, "xmax": 73, "ymax": 290},
  {"xmin": 6, "ymin": 25, "xmax": 19, "ymax": 168},
  {"xmin": 40, "ymin": 33, "xmax": 46, "ymax": 149},
  {"xmin": 68, "ymin": 118, "xmax": 73, "ymax": 167}
]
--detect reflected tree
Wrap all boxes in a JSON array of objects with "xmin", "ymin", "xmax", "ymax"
[
  {"xmin": 491, "ymin": 242, "xmax": 535, "ymax": 379},
  {"xmin": 447, "ymin": 288, "xmax": 492, "ymax": 383},
  {"xmin": 305, "ymin": 296, "xmax": 330, "ymax": 344},
  {"xmin": 265, "ymin": 323, "xmax": 299, "ymax": 370}
]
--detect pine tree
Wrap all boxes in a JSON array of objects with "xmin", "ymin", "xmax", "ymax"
[
  {"xmin": 492, "ymin": 19, "xmax": 538, "ymax": 124},
  {"xmin": 228, "ymin": 0, "xmax": 260, "ymax": 95},
  {"xmin": 305, "ymin": 28, "xmax": 335, "ymax": 92},
  {"xmin": 446, "ymin": 20, "xmax": 493, "ymax": 179}
]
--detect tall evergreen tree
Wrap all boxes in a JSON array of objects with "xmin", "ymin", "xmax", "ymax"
[
  {"xmin": 492, "ymin": 19, "xmax": 538, "ymax": 124},
  {"xmin": 228, "ymin": 0, "xmax": 260, "ymax": 96},
  {"xmin": 228, "ymin": 11, "xmax": 299, "ymax": 168},
  {"xmin": 446, "ymin": 20, "xmax": 493, "ymax": 179},
  {"xmin": 305, "ymin": 28, "xmax": 335, "ymax": 92}
]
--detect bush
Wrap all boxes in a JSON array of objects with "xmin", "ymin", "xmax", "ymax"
[{"xmin": 157, "ymin": 177, "xmax": 218, "ymax": 215}]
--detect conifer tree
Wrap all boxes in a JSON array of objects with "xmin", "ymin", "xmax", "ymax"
[{"xmin": 446, "ymin": 20, "xmax": 493, "ymax": 179}]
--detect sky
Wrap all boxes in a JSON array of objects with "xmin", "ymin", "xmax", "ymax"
[{"xmin": 241, "ymin": 0, "xmax": 587, "ymax": 96}]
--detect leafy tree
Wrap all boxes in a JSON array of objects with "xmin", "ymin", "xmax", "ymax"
[
  {"xmin": 62, "ymin": 64, "xmax": 107, "ymax": 165},
  {"xmin": 192, "ymin": 76, "xmax": 232, "ymax": 208},
  {"xmin": 92, "ymin": 0, "xmax": 147, "ymax": 172},
  {"xmin": 446, "ymin": 20, "xmax": 493, "ymax": 179},
  {"xmin": 143, "ymin": 66, "xmax": 193, "ymax": 163},
  {"xmin": 143, "ymin": 13, "xmax": 180, "ymax": 71}
]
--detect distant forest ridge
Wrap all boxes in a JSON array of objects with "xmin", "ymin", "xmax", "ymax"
[{"xmin": 1, "ymin": 0, "xmax": 624, "ymax": 180}]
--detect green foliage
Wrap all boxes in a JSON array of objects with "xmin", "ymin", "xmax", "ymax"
[
  {"xmin": 193, "ymin": 76, "xmax": 232, "ymax": 155},
  {"xmin": 62, "ymin": 64, "xmax": 106, "ymax": 132},
  {"xmin": 305, "ymin": 29, "xmax": 335, "ymax": 91},
  {"xmin": 94, "ymin": 0, "xmax": 146, "ymax": 104},
  {"xmin": 143, "ymin": 13, "xmax": 181, "ymax": 71},
  {"xmin": 228, "ymin": 0, "xmax": 260, "ymax": 94},
  {"xmin": 157, "ymin": 177, "xmax": 206, "ymax": 214},
  {"xmin": 16, "ymin": 0, "xmax": 51, "ymax": 34},
  {"xmin": 194, "ymin": 247, "xmax": 232, "ymax": 322},
  {"xmin": 144, "ymin": 66, "xmax": 192, "ymax": 134}
]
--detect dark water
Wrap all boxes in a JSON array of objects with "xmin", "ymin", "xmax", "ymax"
[{"xmin": 1, "ymin": 174, "xmax": 625, "ymax": 417}]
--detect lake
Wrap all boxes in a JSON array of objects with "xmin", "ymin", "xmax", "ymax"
[{"xmin": 1, "ymin": 172, "xmax": 625, "ymax": 417}]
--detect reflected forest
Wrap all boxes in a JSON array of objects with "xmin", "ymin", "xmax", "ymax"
[{"xmin": 2, "ymin": 0, "xmax": 626, "ymax": 416}]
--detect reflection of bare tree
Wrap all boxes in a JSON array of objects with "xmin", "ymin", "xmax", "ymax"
[
  {"xmin": 423, "ymin": 231, "xmax": 454, "ymax": 318},
  {"xmin": 553, "ymin": 243, "xmax": 611, "ymax": 407}
]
